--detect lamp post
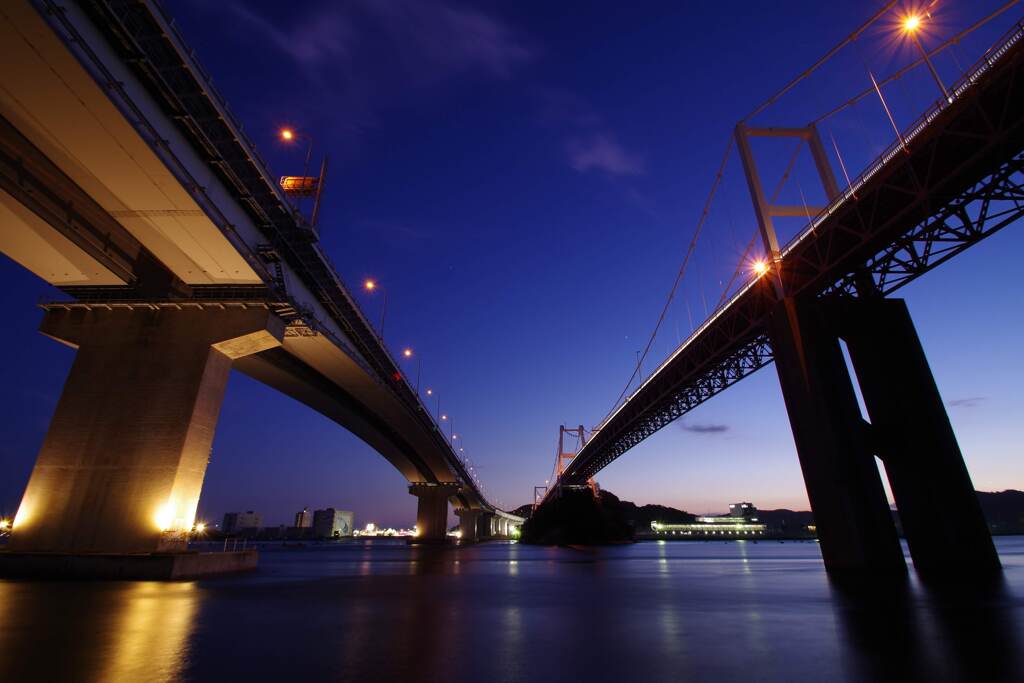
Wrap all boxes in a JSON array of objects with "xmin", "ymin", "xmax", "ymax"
[
  {"xmin": 902, "ymin": 14, "xmax": 951, "ymax": 103},
  {"xmin": 426, "ymin": 388, "xmax": 440, "ymax": 419},
  {"xmin": 402, "ymin": 347, "xmax": 422, "ymax": 393},
  {"xmin": 280, "ymin": 127, "xmax": 314, "ymax": 182},
  {"xmin": 364, "ymin": 279, "xmax": 387, "ymax": 341},
  {"xmin": 279, "ymin": 127, "xmax": 328, "ymax": 227}
]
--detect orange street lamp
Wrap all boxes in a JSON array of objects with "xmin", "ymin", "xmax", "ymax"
[
  {"xmin": 364, "ymin": 279, "xmax": 387, "ymax": 342},
  {"xmin": 279, "ymin": 127, "xmax": 329, "ymax": 226},
  {"xmin": 901, "ymin": 13, "xmax": 951, "ymax": 103},
  {"xmin": 752, "ymin": 259, "xmax": 769, "ymax": 277}
]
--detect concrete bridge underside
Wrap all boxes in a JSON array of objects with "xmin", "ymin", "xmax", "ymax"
[{"xmin": 0, "ymin": 0, "xmax": 522, "ymax": 557}]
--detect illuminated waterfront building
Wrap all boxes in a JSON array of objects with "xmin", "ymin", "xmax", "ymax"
[
  {"xmin": 651, "ymin": 502, "xmax": 767, "ymax": 537},
  {"xmin": 294, "ymin": 508, "xmax": 312, "ymax": 528}
]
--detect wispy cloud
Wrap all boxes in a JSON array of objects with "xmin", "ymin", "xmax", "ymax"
[
  {"xmin": 535, "ymin": 87, "xmax": 644, "ymax": 177},
  {"xmin": 949, "ymin": 396, "xmax": 987, "ymax": 408},
  {"xmin": 566, "ymin": 134, "xmax": 645, "ymax": 176},
  {"xmin": 680, "ymin": 422, "xmax": 730, "ymax": 435},
  {"xmin": 202, "ymin": 0, "xmax": 536, "ymax": 129}
]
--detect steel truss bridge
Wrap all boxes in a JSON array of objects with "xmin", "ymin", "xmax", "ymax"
[{"xmin": 561, "ymin": 20, "xmax": 1024, "ymax": 485}]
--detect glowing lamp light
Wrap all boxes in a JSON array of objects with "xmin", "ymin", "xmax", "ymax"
[
  {"xmin": 753, "ymin": 260, "xmax": 769, "ymax": 276},
  {"xmin": 194, "ymin": 522, "xmax": 206, "ymax": 534},
  {"xmin": 403, "ymin": 348, "xmax": 413, "ymax": 358},
  {"xmin": 902, "ymin": 14, "xmax": 921, "ymax": 33},
  {"xmin": 364, "ymin": 279, "xmax": 377, "ymax": 291},
  {"xmin": 441, "ymin": 414, "xmax": 448, "ymax": 421},
  {"xmin": 280, "ymin": 128, "xmax": 295, "ymax": 141},
  {"xmin": 155, "ymin": 503, "xmax": 175, "ymax": 532},
  {"xmin": 426, "ymin": 388, "xmax": 433, "ymax": 395},
  {"xmin": 0, "ymin": 519, "xmax": 10, "ymax": 530}
]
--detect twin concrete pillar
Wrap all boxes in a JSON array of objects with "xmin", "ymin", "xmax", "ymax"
[
  {"xmin": 409, "ymin": 483, "xmax": 459, "ymax": 542},
  {"xmin": 769, "ymin": 296, "xmax": 998, "ymax": 574},
  {"xmin": 10, "ymin": 306, "xmax": 284, "ymax": 554},
  {"xmin": 836, "ymin": 299, "xmax": 999, "ymax": 574}
]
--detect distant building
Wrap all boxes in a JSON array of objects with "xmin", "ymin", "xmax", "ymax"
[
  {"xmin": 295, "ymin": 508, "xmax": 312, "ymax": 528},
  {"xmin": 222, "ymin": 511, "xmax": 261, "ymax": 534},
  {"xmin": 313, "ymin": 508, "xmax": 354, "ymax": 538},
  {"xmin": 729, "ymin": 502, "xmax": 758, "ymax": 518}
]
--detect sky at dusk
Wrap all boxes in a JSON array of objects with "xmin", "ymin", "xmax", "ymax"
[{"xmin": 1, "ymin": 1, "xmax": 1022, "ymax": 528}]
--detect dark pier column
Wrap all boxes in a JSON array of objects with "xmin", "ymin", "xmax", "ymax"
[
  {"xmin": 456, "ymin": 508, "xmax": 480, "ymax": 542},
  {"xmin": 835, "ymin": 298, "xmax": 1000, "ymax": 575},
  {"xmin": 478, "ymin": 512, "xmax": 495, "ymax": 539},
  {"xmin": 768, "ymin": 298, "xmax": 906, "ymax": 573},
  {"xmin": 9, "ymin": 305, "xmax": 284, "ymax": 554},
  {"xmin": 409, "ymin": 483, "xmax": 458, "ymax": 542}
]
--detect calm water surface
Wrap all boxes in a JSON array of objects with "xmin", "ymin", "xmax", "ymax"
[{"xmin": 0, "ymin": 538, "xmax": 1021, "ymax": 682}]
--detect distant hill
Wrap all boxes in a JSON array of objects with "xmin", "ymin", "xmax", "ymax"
[
  {"xmin": 510, "ymin": 504, "xmax": 534, "ymax": 518},
  {"xmin": 518, "ymin": 488, "xmax": 1024, "ymax": 535},
  {"xmin": 977, "ymin": 490, "xmax": 1024, "ymax": 534}
]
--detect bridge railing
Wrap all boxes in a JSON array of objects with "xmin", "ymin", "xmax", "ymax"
[{"xmin": 780, "ymin": 18, "xmax": 1024, "ymax": 260}]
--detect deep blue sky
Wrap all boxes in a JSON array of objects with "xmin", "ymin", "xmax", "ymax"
[{"xmin": 2, "ymin": 1, "xmax": 1022, "ymax": 528}]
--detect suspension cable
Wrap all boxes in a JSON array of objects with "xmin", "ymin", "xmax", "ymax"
[
  {"xmin": 602, "ymin": 138, "xmax": 734, "ymax": 423},
  {"xmin": 740, "ymin": 1, "xmax": 900, "ymax": 123},
  {"xmin": 812, "ymin": 0, "xmax": 1022, "ymax": 125}
]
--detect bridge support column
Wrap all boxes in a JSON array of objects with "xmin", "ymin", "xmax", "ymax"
[
  {"xmin": 9, "ymin": 306, "xmax": 284, "ymax": 554},
  {"xmin": 768, "ymin": 298, "xmax": 906, "ymax": 573},
  {"xmin": 478, "ymin": 512, "xmax": 495, "ymax": 538},
  {"xmin": 835, "ymin": 298, "xmax": 1000, "ymax": 575},
  {"xmin": 409, "ymin": 483, "xmax": 458, "ymax": 543},
  {"xmin": 457, "ymin": 509, "xmax": 480, "ymax": 542}
]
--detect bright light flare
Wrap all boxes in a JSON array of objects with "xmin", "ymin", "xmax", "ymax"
[
  {"xmin": 194, "ymin": 522, "xmax": 206, "ymax": 534},
  {"xmin": 364, "ymin": 279, "xmax": 377, "ymax": 291},
  {"xmin": 441, "ymin": 414, "xmax": 448, "ymax": 420},
  {"xmin": 0, "ymin": 519, "xmax": 10, "ymax": 530},
  {"xmin": 902, "ymin": 14, "xmax": 921, "ymax": 33},
  {"xmin": 403, "ymin": 348, "xmax": 413, "ymax": 358},
  {"xmin": 155, "ymin": 503, "xmax": 174, "ymax": 532},
  {"xmin": 752, "ymin": 259, "xmax": 769, "ymax": 276},
  {"xmin": 280, "ymin": 128, "xmax": 295, "ymax": 141}
]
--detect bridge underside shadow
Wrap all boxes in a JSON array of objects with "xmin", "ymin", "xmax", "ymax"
[{"xmin": 769, "ymin": 295, "xmax": 999, "ymax": 575}]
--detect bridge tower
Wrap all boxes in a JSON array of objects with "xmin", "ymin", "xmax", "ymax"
[
  {"xmin": 556, "ymin": 425, "xmax": 587, "ymax": 480},
  {"xmin": 735, "ymin": 123, "xmax": 999, "ymax": 575},
  {"xmin": 556, "ymin": 425, "xmax": 599, "ymax": 497}
]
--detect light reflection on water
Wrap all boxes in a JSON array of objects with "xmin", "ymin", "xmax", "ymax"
[{"xmin": 0, "ymin": 538, "xmax": 1020, "ymax": 682}]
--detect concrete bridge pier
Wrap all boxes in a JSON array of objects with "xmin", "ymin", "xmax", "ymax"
[
  {"xmin": 478, "ymin": 512, "xmax": 495, "ymax": 539},
  {"xmin": 835, "ymin": 298, "xmax": 1000, "ymax": 575},
  {"xmin": 457, "ymin": 508, "xmax": 481, "ymax": 542},
  {"xmin": 409, "ymin": 483, "xmax": 459, "ymax": 543},
  {"xmin": 8, "ymin": 305, "xmax": 283, "ymax": 557},
  {"xmin": 768, "ymin": 297, "xmax": 906, "ymax": 573}
]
